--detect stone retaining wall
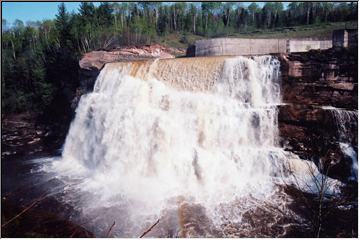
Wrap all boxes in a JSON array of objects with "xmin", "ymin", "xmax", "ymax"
[{"xmin": 194, "ymin": 38, "xmax": 333, "ymax": 56}]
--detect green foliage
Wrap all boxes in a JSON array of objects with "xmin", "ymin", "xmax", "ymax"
[
  {"xmin": 55, "ymin": 3, "xmax": 72, "ymax": 49},
  {"xmin": 96, "ymin": 2, "xmax": 113, "ymax": 27},
  {"xmin": 1, "ymin": 2, "xmax": 358, "ymax": 115}
]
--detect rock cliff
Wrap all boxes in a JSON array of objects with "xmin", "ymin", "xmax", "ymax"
[
  {"xmin": 278, "ymin": 47, "xmax": 358, "ymax": 181},
  {"xmin": 79, "ymin": 44, "xmax": 183, "ymax": 71}
]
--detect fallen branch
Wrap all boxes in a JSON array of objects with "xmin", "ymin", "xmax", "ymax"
[
  {"xmin": 139, "ymin": 219, "xmax": 160, "ymax": 238},
  {"xmin": 105, "ymin": 221, "xmax": 116, "ymax": 237},
  {"xmin": 2, "ymin": 193, "xmax": 48, "ymax": 228}
]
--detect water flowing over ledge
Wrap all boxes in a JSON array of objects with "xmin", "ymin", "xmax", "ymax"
[{"xmin": 44, "ymin": 56, "xmax": 342, "ymax": 237}]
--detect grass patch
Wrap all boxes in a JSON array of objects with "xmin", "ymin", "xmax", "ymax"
[{"xmin": 157, "ymin": 21, "xmax": 357, "ymax": 49}]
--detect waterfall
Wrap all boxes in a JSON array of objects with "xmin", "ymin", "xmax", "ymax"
[
  {"xmin": 340, "ymin": 143, "xmax": 358, "ymax": 181},
  {"xmin": 323, "ymin": 106, "xmax": 358, "ymax": 181},
  {"xmin": 47, "ymin": 56, "xmax": 340, "ymax": 237},
  {"xmin": 325, "ymin": 107, "xmax": 358, "ymax": 142}
]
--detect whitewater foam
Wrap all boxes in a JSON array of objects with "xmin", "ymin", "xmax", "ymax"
[{"xmin": 47, "ymin": 56, "xmax": 341, "ymax": 237}]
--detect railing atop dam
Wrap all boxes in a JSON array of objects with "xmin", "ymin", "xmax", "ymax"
[{"xmin": 193, "ymin": 38, "xmax": 333, "ymax": 56}]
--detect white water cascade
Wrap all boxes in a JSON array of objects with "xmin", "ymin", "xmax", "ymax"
[{"xmin": 47, "ymin": 56, "xmax": 340, "ymax": 237}]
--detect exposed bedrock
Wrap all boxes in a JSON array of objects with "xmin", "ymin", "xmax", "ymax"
[
  {"xmin": 278, "ymin": 48, "xmax": 357, "ymax": 108},
  {"xmin": 278, "ymin": 47, "xmax": 358, "ymax": 181}
]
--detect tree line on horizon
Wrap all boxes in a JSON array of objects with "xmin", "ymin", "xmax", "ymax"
[{"xmin": 1, "ymin": 1, "xmax": 358, "ymax": 116}]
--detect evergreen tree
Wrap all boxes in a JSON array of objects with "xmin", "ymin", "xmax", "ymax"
[
  {"xmin": 55, "ymin": 3, "xmax": 72, "ymax": 49},
  {"xmin": 97, "ymin": 2, "xmax": 113, "ymax": 27}
]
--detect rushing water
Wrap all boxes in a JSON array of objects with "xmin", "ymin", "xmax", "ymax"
[{"xmin": 42, "ymin": 56, "xmax": 341, "ymax": 237}]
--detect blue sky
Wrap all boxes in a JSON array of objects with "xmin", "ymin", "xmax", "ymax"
[
  {"xmin": 2, "ymin": 2, "xmax": 284, "ymax": 25},
  {"xmin": 2, "ymin": 2, "xmax": 94, "ymax": 24}
]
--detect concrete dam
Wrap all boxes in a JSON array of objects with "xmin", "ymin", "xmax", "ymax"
[
  {"xmin": 192, "ymin": 38, "xmax": 332, "ymax": 56},
  {"xmin": 188, "ymin": 30, "xmax": 355, "ymax": 56}
]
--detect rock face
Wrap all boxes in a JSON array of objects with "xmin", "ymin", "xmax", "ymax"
[
  {"xmin": 79, "ymin": 44, "xmax": 183, "ymax": 71},
  {"xmin": 279, "ymin": 48, "xmax": 357, "ymax": 108},
  {"xmin": 278, "ymin": 47, "xmax": 358, "ymax": 181}
]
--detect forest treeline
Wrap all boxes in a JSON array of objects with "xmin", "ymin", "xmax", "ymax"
[{"xmin": 1, "ymin": 2, "xmax": 358, "ymax": 115}]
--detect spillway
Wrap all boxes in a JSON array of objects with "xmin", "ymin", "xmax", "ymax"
[{"xmin": 46, "ymin": 56, "xmax": 341, "ymax": 237}]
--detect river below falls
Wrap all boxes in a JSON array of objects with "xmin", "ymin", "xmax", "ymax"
[
  {"xmin": 0, "ymin": 155, "xmax": 315, "ymax": 237},
  {"xmin": 2, "ymin": 151, "xmax": 357, "ymax": 238}
]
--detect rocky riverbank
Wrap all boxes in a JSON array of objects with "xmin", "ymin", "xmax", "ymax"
[
  {"xmin": 1, "ymin": 112, "xmax": 94, "ymax": 237},
  {"xmin": 1, "ymin": 113, "xmax": 64, "ymax": 162}
]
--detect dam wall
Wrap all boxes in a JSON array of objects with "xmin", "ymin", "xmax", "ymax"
[
  {"xmin": 287, "ymin": 39, "xmax": 332, "ymax": 52},
  {"xmin": 194, "ymin": 38, "xmax": 288, "ymax": 56},
  {"xmin": 194, "ymin": 38, "xmax": 332, "ymax": 56}
]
